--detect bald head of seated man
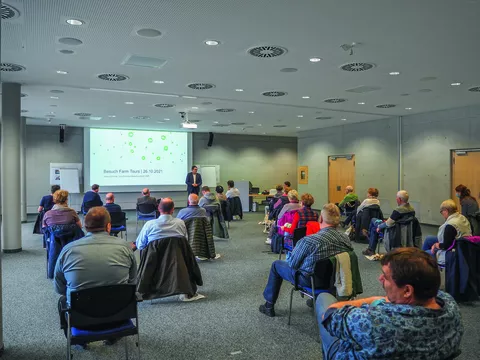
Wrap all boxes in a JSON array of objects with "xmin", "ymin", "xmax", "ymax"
[
  {"xmin": 104, "ymin": 192, "xmax": 122, "ymax": 213},
  {"xmin": 134, "ymin": 198, "xmax": 188, "ymax": 251},
  {"xmin": 177, "ymin": 194, "xmax": 208, "ymax": 221},
  {"xmin": 136, "ymin": 187, "xmax": 157, "ymax": 212}
]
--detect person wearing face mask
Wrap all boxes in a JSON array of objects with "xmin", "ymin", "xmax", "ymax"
[
  {"xmin": 454, "ymin": 184, "xmax": 479, "ymax": 217},
  {"xmin": 316, "ymin": 248, "xmax": 463, "ymax": 360}
]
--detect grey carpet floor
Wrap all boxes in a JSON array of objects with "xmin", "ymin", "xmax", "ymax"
[{"xmin": 1, "ymin": 212, "xmax": 479, "ymax": 360}]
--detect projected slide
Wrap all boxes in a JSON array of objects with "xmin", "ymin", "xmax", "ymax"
[{"xmin": 89, "ymin": 128, "xmax": 188, "ymax": 186}]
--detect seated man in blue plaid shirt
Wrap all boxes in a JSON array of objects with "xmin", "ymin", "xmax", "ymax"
[{"xmin": 259, "ymin": 203, "xmax": 353, "ymax": 317}]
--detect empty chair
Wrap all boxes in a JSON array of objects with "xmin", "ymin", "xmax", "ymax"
[
  {"xmin": 60, "ymin": 284, "xmax": 141, "ymax": 360},
  {"xmin": 136, "ymin": 203, "xmax": 157, "ymax": 234},
  {"xmin": 136, "ymin": 237, "xmax": 203, "ymax": 300},
  {"xmin": 220, "ymin": 199, "xmax": 233, "ymax": 226},
  {"xmin": 204, "ymin": 204, "xmax": 229, "ymax": 239},
  {"xmin": 184, "ymin": 217, "xmax": 217, "ymax": 259},
  {"xmin": 110, "ymin": 211, "xmax": 128, "ymax": 240}
]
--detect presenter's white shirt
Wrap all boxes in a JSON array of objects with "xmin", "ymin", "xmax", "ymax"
[{"xmin": 193, "ymin": 174, "xmax": 197, "ymax": 185}]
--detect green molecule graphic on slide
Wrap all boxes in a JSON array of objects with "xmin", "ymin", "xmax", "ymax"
[{"xmin": 89, "ymin": 128, "xmax": 188, "ymax": 186}]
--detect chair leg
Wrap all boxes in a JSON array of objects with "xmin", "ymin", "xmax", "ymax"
[
  {"xmin": 278, "ymin": 250, "xmax": 282, "ymax": 260},
  {"xmin": 288, "ymin": 287, "xmax": 295, "ymax": 325},
  {"xmin": 124, "ymin": 336, "xmax": 129, "ymax": 360},
  {"xmin": 311, "ymin": 279, "xmax": 321, "ymax": 343},
  {"xmin": 66, "ymin": 315, "xmax": 71, "ymax": 360}
]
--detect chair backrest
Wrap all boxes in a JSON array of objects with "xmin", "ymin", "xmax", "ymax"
[
  {"xmin": 466, "ymin": 212, "xmax": 480, "ymax": 236},
  {"xmin": 219, "ymin": 199, "xmax": 233, "ymax": 221},
  {"xmin": 137, "ymin": 203, "xmax": 157, "ymax": 215},
  {"xmin": 292, "ymin": 227, "xmax": 307, "ymax": 247},
  {"xmin": 69, "ymin": 284, "xmax": 137, "ymax": 328},
  {"xmin": 110, "ymin": 211, "xmax": 126, "ymax": 227},
  {"xmin": 312, "ymin": 258, "xmax": 335, "ymax": 290},
  {"xmin": 204, "ymin": 204, "xmax": 220, "ymax": 216},
  {"xmin": 82, "ymin": 200, "xmax": 98, "ymax": 214}
]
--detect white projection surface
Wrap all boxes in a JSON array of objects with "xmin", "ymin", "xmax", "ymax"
[{"xmin": 89, "ymin": 128, "xmax": 188, "ymax": 186}]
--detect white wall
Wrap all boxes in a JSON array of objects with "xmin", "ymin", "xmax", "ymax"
[{"xmin": 298, "ymin": 104, "xmax": 480, "ymax": 225}]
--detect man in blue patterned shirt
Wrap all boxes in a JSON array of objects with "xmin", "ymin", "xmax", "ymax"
[
  {"xmin": 317, "ymin": 247, "xmax": 463, "ymax": 360},
  {"xmin": 259, "ymin": 203, "xmax": 353, "ymax": 317}
]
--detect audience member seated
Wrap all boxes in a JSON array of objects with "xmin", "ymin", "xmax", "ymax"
[
  {"xmin": 422, "ymin": 199, "xmax": 472, "ymax": 266},
  {"xmin": 81, "ymin": 184, "xmax": 103, "ymax": 214},
  {"xmin": 215, "ymin": 185, "xmax": 227, "ymax": 201},
  {"xmin": 268, "ymin": 186, "xmax": 290, "ymax": 221},
  {"xmin": 338, "ymin": 185, "xmax": 358, "ymax": 209},
  {"xmin": 356, "ymin": 187, "xmax": 380, "ymax": 214},
  {"xmin": 177, "ymin": 194, "xmax": 208, "ymax": 220},
  {"xmin": 54, "ymin": 207, "xmax": 137, "ymax": 344},
  {"xmin": 135, "ymin": 198, "xmax": 188, "ymax": 251},
  {"xmin": 137, "ymin": 188, "xmax": 157, "ymax": 210},
  {"xmin": 34, "ymin": 185, "xmax": 61, "ymax": 234},
  {"xmin": 199, "ymin": 186, "xmax": 220, "ymax": 207},
  {"xmin": 363, "ymin": 190, "xmax": 415, "ymax": 256},
  {"xmin": 225, "ymin": 180, "xmax": 241, "ymax": 199},
  {"xmin": 39, "ymin": 185, "xmax": 61, "ymax": 213},
  {"xmin": 338, "ymin": 185, "xmax": 359, "ymax": 227},
  {"xmin": 316, "ymin": 248, "xmax": 463, "ymax": 359},
  {"xmin": 259, "ymin": 204, "xmax": 353, "ymax": 317},
  {"xmin": 455, "ymin": 184, "xmax": 479, "ymax": 217},
  {"xmin": 283, "ymin": 181, "xmax": 291, "ymax": 192},
  {"xmin": 282, "ymin": 193, "xmax": 320, "ymax": 249},
  {"xmin": 264, "ymin": 184, "xmax": 284, "ymax": 217},
  {"xmin": 266, "ymin": 189, "xmax": 301, "ymax": 245},
  {"xmin": 43, "ymin": 190, "xmax": 82, "ymax": 229},
  {"xmin": 104, "ymin": 192, "xmax": 122, "ymax": 214}
]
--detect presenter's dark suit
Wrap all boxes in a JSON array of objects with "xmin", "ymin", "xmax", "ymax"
[
  {"xmin": 186, "ymin": 172, "xmax": 202, "ymax": 195},
  {"xmin": 81, "ymin": 191, "xmax": 103, "ymax": 214}
]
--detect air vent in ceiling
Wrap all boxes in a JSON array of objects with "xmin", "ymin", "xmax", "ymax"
[
  {"xmin": 273, "ymin": 125, "xmax": 287, "ymax": 128},
  {"xmin": 345, "ymin": 85, "xmax": 381, "ymax": 93},
  {"xmin": 262, "ymin": 91, "xmax": 287, "ymax": 97},
  {"xmin": 231, "ymin": 122, "xmax": 246, "ymax": 125},
  {"xmin": 212, "ymin": 124, "xmax": 230, "ymax": 127},
  {"xmin": 248, "ymin": 45, "xmax": 287, "ymax": 58},
  {"xmin": 316, "ymin": 116, "xmax": 332, "ymax": 120},
  {"xmin": 340, "ymin": 62, "xmax": 375, "ymax": 72},
  {"xmin": 58, "ymin": 37, "xmax": 83, "ymax": 46},
  {"xmin": 1, "ymin": 3, "xmax": 20, "ymax": 20},
  {"xmin": 59, "ymin": 49, "xmax": 75, "ymax": 55},
  {"xmin": 74, "ymin": 112, "xmax": 92, "ymax": 117},
  {"xmin": 97, "ymin": 73, "xmax": 129, "ymax": 82},
  {"xmin": 154, "ymin": 103, "xmax": 175, "ymax": 108},
  {"xmin": 216, "ymin": 108, "xmax": 235, "ymax": 112},
  {"xmin": 187, "ymin": 83, "xmax": 215, "ymax": 90},
  {"xmin": 201, "ymin": 102, "xmax": 213, "ymax": 105},
  {"xmin": 324, "ymin": 98, "xmax": 347, "ymax": 103},
  {"xmin": 376, "ymin": 104, "xmax": 396, "ymax": 108},
  {"xmin": 50, "ymin": 90, "xmax": 64, "ymax": 94},
  {"xmin": 280, "ymin": 67, "xmax": 298, "ymax": 73},
  {"xmin": 1, "ymin": 62, "xmax": 25, "ymax": 72},
  {"xmin": 468, "ymin": 86, "xmax": 480, "ymax": 92},
  {"xmin": 132, "ymin": 116, "xmax": 150, "ymax": 120}
]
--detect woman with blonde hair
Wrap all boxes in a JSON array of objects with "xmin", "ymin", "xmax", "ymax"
[
  {"xmin": 422, "ymin": 199, "xmax": 471, "ymax": 265},
  {"xmin": 43, "ymin": 189, "xmax": 82, "ymax": 228}
]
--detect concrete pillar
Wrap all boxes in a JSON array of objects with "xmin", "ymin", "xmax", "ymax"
[
  {"xmin": 1, "ymin": 82, "xmax": 22, "ymax": 253},
  {"xmin": 20, "ymin": 116, "xmax": 27, "ymax": 222}
]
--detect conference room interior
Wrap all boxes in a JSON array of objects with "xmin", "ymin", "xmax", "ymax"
[{"xmin": 1, "ymin": 0, "xmax": 480, "ymax": 359}]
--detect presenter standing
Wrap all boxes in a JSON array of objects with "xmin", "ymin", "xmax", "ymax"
[{"xmin": 186, "ymin": 166, "xmax": 202, "ymax": 195}]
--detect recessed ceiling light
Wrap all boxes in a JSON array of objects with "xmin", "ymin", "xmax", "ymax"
[
  {"xmin": 213, "ymin": 121, "xmax": 219, "ymax": 124},
  {"xmin": 192, "ymin": 107, "xmax": 199, "ymax": 109},
  {"xmin": 56, "ymin": 70, "xmax": 68, "ymax": 74},
  {"xmin": 50, "ymin": 96, "xmax": 59, "ymax": 99},
  {"xmin": 66, "ymin": 19, "xmax": 84, "ymax": 26},
  {"xmin": 125, "ymin": 102, "xmax": 134, "ymax": 105},
  {"xmin": 164, "ymin": 118, "xmax": 170, "ymax": 121},
  {"xmin": 153, "ymin": 80, "xmax": 164, "ymax": 84},
  {"xmin": 235, "ymin": 88, "xmax": 244, "ymax": 92},
  {"xmin": 297, "ymin": 115, "xmax": 303, "ymax": 118},
  {"xmin": 302, "ymin": 96, "xmax": 310, "ymax": 99},
  {"xmin": 451, "ymin": 82, "xmax": 461, "ymax": 86},
  {"xmin": 389, "ymin": 71, "xmax": 400, "ymax": 76},
  {"xmin": 309, "ymin": 57, "xmax": 322, "ymax": 62},
  {"xmin": 296, "ymin": 126, "xmax": 301, "ymax": 129},
  {"xmin": 205, "ymin": 40, "xmax": 220, "ymax": 46},
  {"xmin": 249, "ymin": 111, "xmax": 255, "ymax": 114},
  {"xmin": 183, "ymin": 96, "xmax": 197, "ymax": 99},
  {"xmin": 341, "ymin": 118, "xmax": 347, "ymax": 121},
  {"xmin": 358, "ymin": 102, "xmax": 365, "ymax": 105},
  {"xmin": 90, "ymin": 117, "xmax": 102, "ymax": 121},
  {"xmin": 405, "ymin": 107, "xmax": 412, "ymax": 110},
  {"xmin": 108, "ymin": 115, "xmax": 116, "ymax": 118}
]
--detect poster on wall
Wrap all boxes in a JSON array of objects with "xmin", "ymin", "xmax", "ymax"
[{"xmin": 49, "ymin": 163, "xmax": 83, "ymax": 185}]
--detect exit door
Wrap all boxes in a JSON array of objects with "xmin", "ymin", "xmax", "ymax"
[
  {"xmin": 451, "ymin": 150, "xmax": 480, "ymax": 208},
  {"xmin": 328, "ymin": 155, "xmax": 355, "ymax": 204}
]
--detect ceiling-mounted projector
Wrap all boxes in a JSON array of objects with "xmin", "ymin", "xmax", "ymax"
[{"xmin": 179, "ymin": 111, "xmax": 197, "ymax": 129}]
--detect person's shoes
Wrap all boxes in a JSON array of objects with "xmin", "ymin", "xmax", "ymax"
[
  {"xmin": 362, "ymin": 248, "xmax": 375, "ymax": 256},
  {"xmin": 179, "ymin": 293, "xmax": 206, "ymax": 302},
  {"xmin": 214, "ymin": 253, "xmax": 221, "ymax": 260},
  {"xmin": 306, "ymin": 298, "xmax": 314, "ymax": 308},
  {"xmin": 104, "ymin": 338, "xmax": 119, "ymax": 346},
  {"xmin": 196, "ymin": 256, "xmax": 208, "ymax": 261},
  {"xmin": 259, "ymin": 303, "xmax": 275, "ymax": 317},
  {"xmin": 265, "ymin": 238, "xmax": 272, "ymax": 245}
]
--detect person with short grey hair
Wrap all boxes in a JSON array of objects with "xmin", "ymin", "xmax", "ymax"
[{"xmin": 177, "ymin": 194, "xmax": 208, "ymax": 220}]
